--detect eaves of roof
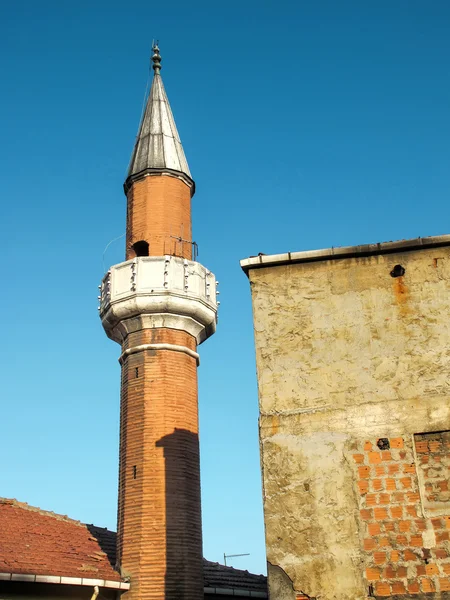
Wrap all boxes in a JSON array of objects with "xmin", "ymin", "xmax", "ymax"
[{"xmin": 0, "ymin": 572, "xmax": 130, "ymax": 589}]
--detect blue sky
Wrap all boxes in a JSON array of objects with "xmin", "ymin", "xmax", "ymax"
[{"xmin": 1, "ymin": 0, "xmax": 450, "ymax": 576}]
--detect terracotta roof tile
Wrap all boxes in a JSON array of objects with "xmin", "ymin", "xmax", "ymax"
[
  {"xmin": 0, "ymin": 498, "xmax": 267, "ymax": 594},
  {"xmin": 0, "ymin": 498, "xmax": 122, "ymax": 582}
]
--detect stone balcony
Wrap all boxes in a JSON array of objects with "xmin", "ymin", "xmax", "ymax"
[{"xmin": 99, "ymin": 256, "xmax": 218, "ymax": 344}]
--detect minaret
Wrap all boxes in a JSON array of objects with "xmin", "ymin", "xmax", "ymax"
[{"xmin": 99, "ymin": 44, "xmax": 218, "ymax": 600}]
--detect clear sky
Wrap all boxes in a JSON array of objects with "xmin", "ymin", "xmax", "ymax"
[{"xmin": 1, "ymin": 0, "xmax": 450, "ymax": 577}]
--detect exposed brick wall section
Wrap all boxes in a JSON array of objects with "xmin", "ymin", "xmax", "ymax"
[
  {"xmin": 415, "ymin": 432, "xmax": 450, "ymax": 510},
  {"xmin": 126, "ymin": 174, "xmax": 192, "ymax": 260},
  {"xmin": 353, "ymin": 435, "xmax": 450, "ymax": 597},
  {"xmin": 117, "ymin": 327, "xmax": 202, "ymax": 600}
]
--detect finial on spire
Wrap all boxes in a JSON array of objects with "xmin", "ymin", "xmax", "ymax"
[{"xmin": 152, "ymin": 41, "xmax": 161, "ymax": 73}]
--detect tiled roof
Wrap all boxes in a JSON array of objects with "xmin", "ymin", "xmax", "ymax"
[
  {"xmin": 203, "ymin": 560, "xmax": 268, "ymax": 594},
  {"xmin": 0, "ymin": 498, "xmax": 122, "ymax": 582},
  {"xmin": 88, "ymin": 524, "xmax": 267, "ymax": 594},
  {"xmin": 0, "ymin": 498, "xmax": 267, "ymax": 595}
]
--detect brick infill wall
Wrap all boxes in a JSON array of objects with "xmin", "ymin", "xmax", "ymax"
[{"xmin": 353, "ymin": 435, "xmax": 450, "ymax": 596}]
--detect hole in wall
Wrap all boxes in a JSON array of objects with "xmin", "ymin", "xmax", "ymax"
[
  {"xmin": 132, "ymin": 241, "xmax": 149, "ymax": 257},
  {"xmin": 133, "ymin": 466, "xmax": 137, "ymax": 479},
  {"xmin": 377, "ymin": 438, "xmax": 390, "ymax": 450},
  {"xmin": 135, "ymin": 367, "xmax": 139, "ymax": 378},
  {"xmin": 390, "ymin": 264, "xmax": 405, "ymax": 278}
]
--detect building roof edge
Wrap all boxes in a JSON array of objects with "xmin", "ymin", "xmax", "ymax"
[
  {"xmin": 240, "ymin": 234, "xmax": 450, "ymax": 274},
  {"xmin": 0, "ymin": 573, "xmax": 130, "ymax": 589}
]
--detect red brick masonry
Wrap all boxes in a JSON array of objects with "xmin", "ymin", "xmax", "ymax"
[
  {"xmin": 353, "ymin": 434, "xmax": 450, "ymax": 596},
  {"xmin": 126, "ymin": 175, "xmax": 192, "ymax": 260},
  {"xmin": 117, "ymin": 328, "xmax": 202, "ymax": 600}
]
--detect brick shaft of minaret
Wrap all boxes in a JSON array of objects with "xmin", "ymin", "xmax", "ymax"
[
  {"xmin": 117, "ymin": 324, "xmax": 202, "ymax": 599},
  {"xmin": 119, "ymin": 177, "xmax": 202, "ymax": 600},
  {"xmin": 126, "ymin": 176, "xmax": 193, "ymax": 260}
]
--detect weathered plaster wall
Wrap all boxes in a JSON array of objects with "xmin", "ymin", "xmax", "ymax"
[{"xmin": 248, "ymin": 247, "xmax": 450, "ymax": 599}]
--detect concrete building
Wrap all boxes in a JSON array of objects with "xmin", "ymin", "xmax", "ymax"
[{"xmin": 241, "ymin": 236, "xmax": 450, "ymax": 599}]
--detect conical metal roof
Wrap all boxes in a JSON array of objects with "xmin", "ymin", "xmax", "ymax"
[{"xmin": 125, "ymin": 46, "xmax": 193, "ymax": 191}]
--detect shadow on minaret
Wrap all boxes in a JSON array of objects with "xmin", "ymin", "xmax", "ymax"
[{"xmin": 156, "ymin": 428, "xmax": 204, "ymax": 599}]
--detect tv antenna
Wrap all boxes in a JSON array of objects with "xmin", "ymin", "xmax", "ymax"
[{"xmin": 223, "ymin": 552, "xmax": 250, "ymax": 567}]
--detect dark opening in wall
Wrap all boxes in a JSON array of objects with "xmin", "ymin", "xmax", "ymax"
[
  {"xmin": 377, "ymin": 438, "xmax": 390, "ymax": 450},
  {"xmin": 132, "ymin": 241, "xmax": 149, "ymax": 257},
  {"xmin": 390, "ymin": 264, "xmax": 405, "ymax": 278}
]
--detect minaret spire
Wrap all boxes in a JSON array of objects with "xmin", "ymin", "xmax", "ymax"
[{"xmin": 125, "ymin": 41, "xmax": 192, "ymax": 194}]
